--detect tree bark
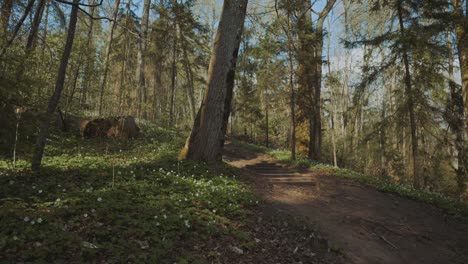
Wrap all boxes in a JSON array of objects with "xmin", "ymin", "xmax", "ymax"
[
  {"xmin": 287, "ymin": 13, "xmax": 296, "ymax": 161},
  {"xmin": 447, "ymin": 21, "xmax": 466, "ymax": 199},
  {"xmin": 0, "ymin": 0, "xmax": 36, "ymax": 57},
  {"xmin": 296, "ymin": 0, "xmax": 335, "ymax": 161},
  {"xmin": 169, "ymin": 30, "xmax": 178, "ymax": 126},
  {"xmin": 80, "ymin": 0, "xmax": 96, "ymax": 107},
  {"xmin": 452, "ymin": 0, "xmax": 467, "ymax": 119},
  {"xmin": 275, "ymin": 1, "xmax": 296, "ymax": 160},
  {"xmin": 31, "ymin": 0, "xmax": 80, "ymax": 171},
  {"xmin": 25, "ymin": 0, "xmax": 46, "ymax": 53},
  {"xmin": 397, "ymin": 1, "xmax": 420, "ymax": 188},
  {"xmin": 180, "ymin": 0, "xmax": 248, "ymax": 167},
  {"xmin": 0, "ymin": 0, "xmax": 13, "ymax": 36},
  {"xmin": 182, "ymin": 45, "xmax": 196, "ymax": 122},
  {"xmin": 98, "ymin": 0, "xmax": 121, "ymax": 116},
  {"xmin": 136, "ymin": 0, "xmax": 151, "ymax": 118}
]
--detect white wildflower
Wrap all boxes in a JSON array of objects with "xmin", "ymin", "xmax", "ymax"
[
  {"xmin": 30, "ymin": 220, "xmax": 35, "ymax": 225},
  {"xmin": 184, "ymin": 220, "xmax": 191, "ymax": 228},
  {"xmin": 38, "ymin": 190, "xmax": 43, "ymax": 194},
  {"xmin": 97, "ymin": 197, "xmax": 102, "ymax": 202},
  {"xmin": 37, "ymin": 218, "xmax": 43, "ymax": 224},
  {"xmin": 23, "ymin": 217, "xmax": 30, "ymax": 222},
  {"xmin": 84, "ymin": 213, "xmax": 88, "ymax": 218},
  {"xmin": 13, "ymin": 236, "xmax": 18, "ymax": 241},
  {"xmin": 56, "ymin": 198, "xmax": 61, "ymax": 202}
]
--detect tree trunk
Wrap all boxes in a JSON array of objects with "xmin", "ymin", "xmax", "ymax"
[
  {"xmin": 169, "ymin": 32, "xmax": 178, "ymax": 126},
  {"xmin": 265, "ymin": 89, "xmax": 269, "ymax": 148},
  {"xmin": 25, "ymin": 0, "xmax": 46, "ymax": 53},
  {"xmin": 0, "ymin": 0, "xmax": 13, "ymax": 36},
  {"xmin": 31, "ymin": 0, "xmax": 79, "ymax": 171},
  {"xmin": 80, "ymin": 0, "xmax": 96, "ymax": 107},
  {"xmin": 448, "ymin": 23, "xmax": 466, "ymax": 199},
  {"xmin": 136, "ymin": 0, "xmax": 151, "ymax": 118},
  {"xmin": 276, "ymin": 2, "xmax": 296, "ymax": 160},
  {"xmin": 0, "ymin": 0, "xmax": 36, "ymax": 57},
  {"xmin": 296, "ymin": 0, "xmax": 335, "ymax": 161},
  {"xmin": 287, "ymin": 18, "xmax": 296, "ymax": 161},
  {"xmin": 98, "ymin": 0, "xmax": 121, "ymax": 116},
  {"xmin": 180, "ymin": 0, "xmax": 248, "ymax": 167},
  {"xmin": 452, "ymin": 0, "xmax": 467, "ymax": 120},
  {"xmin": 182, "ymin": 45, "xmax": 196, "ymax": 123},
  {"xmin": 397, "ymin": 1, "xmax": 420, "ymax": 188},
  {"xmin": 326, "ymin": 16, "xmax": 337, "ymax": 167}
]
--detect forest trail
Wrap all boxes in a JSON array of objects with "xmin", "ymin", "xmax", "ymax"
[{"xmin": 223, "ymin": 142, "xmax": 468, "ymax": 264}]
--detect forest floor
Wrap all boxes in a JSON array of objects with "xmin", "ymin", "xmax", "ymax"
[
  {"xmin": 224, "ymin": 142, "xmax": 468, "ymax": 264},
  {"xmin": 0, "ymin": 125, "xmax": 343, "ymax": 263}
]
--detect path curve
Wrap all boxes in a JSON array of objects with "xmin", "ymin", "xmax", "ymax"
[{"xmin": 224, "ymin": 142, "xmax": 468, "ymax": 264}]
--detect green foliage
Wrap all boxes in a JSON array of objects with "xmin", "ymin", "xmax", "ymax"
[{"xmin": 0, "ymin": 124, "xmax": 257, "ymax": 262}]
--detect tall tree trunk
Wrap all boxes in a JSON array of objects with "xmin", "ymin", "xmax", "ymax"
[
  {"xmin": 169, "ymin": 32, "xmax": 178, "ymax": 126},
  {"xmin": 326, "ymin": 16, "xmax": 337, "ymax": 167},
  {"xmin": 31, "ymin": 0, "xmax": 79, "ymax": 171},
  {"xmin": 175, "ymin": 1, "xmax": 196, "ymax": 123},
  {"xmin": 397, "ymin": 1, "xmax": 420, "ymax": 188},
  {"xmin": 180, "ymin": 0, "xmax": 248, "ymax": 167},
  {"xmin": 265, "ymin": 89, "xmax": 269, "ymax": 148},
  {"xmin": 182, "ymin": 45, "xmax": 196, "ymax": 122},
  {"xmin": 25, "ymin": 0, "xmax": 46, "ymax": 53},
  {"xmin": 80, "ymin": 0, "xmax": 96, "ymax": 107},
  {"xmin": 98, "ymin": 0, "xmax": 121, "ymax": 116},
  {"xmin": 296, "ymin": 0, "xmax": 335, "ymax": 161},
  {"xmin": 136, "ymin": 0, "xmax": 151, "ymax": 118},
  {"xmin": 287, "ymin": 16, "xmax": 296, "ymax": 161},
  {"xmin": 276, "ymin": 1, "xmax": 296, "ymax": 160},
  {"xmin": 0, "ymin": 0, "xmax": 36, "ymax": 57},
  {"xmin": 448, "ymin": 24, "xmax": 466, "ymax": 199},
  {"xmin": 0, "ymin": 0, "xmax": 13, "ymax": 36},
  {"xmin": 452, "ymin": 0, "xmax": 467, "ymax": 120}
]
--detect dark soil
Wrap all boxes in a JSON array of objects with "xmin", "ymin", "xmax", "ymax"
[
  {"xmin": 223, "ymin": 142, "xmax": 468, "ymax": 264},
  {"xmin": 193, "ymin": 203, "xmax": 344, "ymax": 264}
]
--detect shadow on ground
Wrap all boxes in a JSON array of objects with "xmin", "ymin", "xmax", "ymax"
[{"xmin": 223, "ymin": 142, "xmax": 468, "ymax": 264}]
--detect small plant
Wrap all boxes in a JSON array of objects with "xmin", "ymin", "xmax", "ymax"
[{"xmin": 0, "ymin": 124, "xmax": 257, "ymax": 262}]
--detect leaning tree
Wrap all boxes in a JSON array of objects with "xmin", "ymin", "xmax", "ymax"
[{"xmin": 180, "ymin": 0, "xmax": 248, "ymax": 168}]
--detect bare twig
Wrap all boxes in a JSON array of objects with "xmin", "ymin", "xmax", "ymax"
[{"xmin": 373, "ymin": 232, "xmax": 398, "ymax": 249}]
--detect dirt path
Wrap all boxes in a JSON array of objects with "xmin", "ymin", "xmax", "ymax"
[{"xmin": 223, "ymin": 143, "xmax": 468, "ymax": 264}]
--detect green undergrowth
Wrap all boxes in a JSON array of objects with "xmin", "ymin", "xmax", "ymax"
[
  {"xmin": 0, "ymin": 125, "xmax": 257, "ymax": 263},
  {"xmin": 232, "ymin": 140, "xmax": 468, "ymax": 220}
]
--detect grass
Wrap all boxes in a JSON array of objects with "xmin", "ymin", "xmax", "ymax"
[
  {"xmin": 232, "ymin": 140, "xmax": 468, "ymax": 219},
  {"xmin": 0, "ymin": 125, "xmax": 257, "ymax": 263}
]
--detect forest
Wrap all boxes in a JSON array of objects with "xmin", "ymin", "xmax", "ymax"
[{"xmin": 0, "ymin": 0, "xmax": 467, "ymax": 263}]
